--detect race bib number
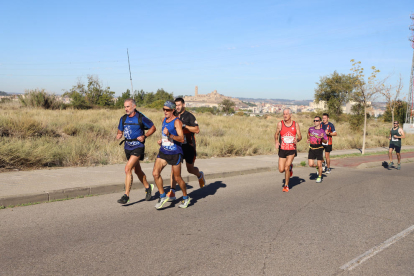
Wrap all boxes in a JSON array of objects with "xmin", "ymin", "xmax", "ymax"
[
  {"xmin": 162, "ymin": 134, "xmax": 174, "ymax": 147},
  {"xmin": 322, "ymin": 141, "xmax": 328, "ymax": 146},
  {"xmin": 392, "ymin": 136, "xmax": 399, "ymax": 142},
  {"xmin": 283, "ymin": 136, "xmax": 295, "ymax": 144}
]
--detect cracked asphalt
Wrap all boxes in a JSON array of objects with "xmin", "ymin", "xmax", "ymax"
[{"xmin": 2, "ymin": 163, "xmax": 414, "ymax": 275}]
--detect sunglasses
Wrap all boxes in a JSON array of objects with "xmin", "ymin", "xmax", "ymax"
[
  {"xmin": 163, "ymin": 108, "xmax": 173, "ymax": 112},
  {"xmin": 394, "ymin": 123, "xmax": 399, "ymax": 124},
  {"xmin": 314, "ymin": 120, "xmax": 320, "ymax": 122}
]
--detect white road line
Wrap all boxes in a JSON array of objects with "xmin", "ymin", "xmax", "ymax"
[{"xmin": 340, "ymin": 225, "xmax": 414, "ymax": 271}]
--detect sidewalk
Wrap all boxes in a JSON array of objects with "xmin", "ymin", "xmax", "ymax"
[{"xmin": 1, "ymin": 146, "xmax": 414, "ymax": 207}]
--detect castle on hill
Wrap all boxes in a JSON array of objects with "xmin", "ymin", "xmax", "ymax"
[{"xmin": 184, "ymin": 86, "xmax": 245, "ymax": 108}]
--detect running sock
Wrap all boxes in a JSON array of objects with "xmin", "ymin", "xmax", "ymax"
[
  {"xmin": 183, "ymin": 196, "xmax": 188, "ymax": 200},
  {"xmin": 160, "ymin": 193, "xmax": 166, "ymax": 198}
]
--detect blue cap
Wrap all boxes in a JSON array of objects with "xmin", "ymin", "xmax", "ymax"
[{"xmin": 164, "ymin": 101, "xmax": 176, "ymax": 109}]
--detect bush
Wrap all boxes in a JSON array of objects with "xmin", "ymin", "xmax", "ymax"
[{"xmin": 19, "ymin": 89, "xmax": 65, "ymax": 110}]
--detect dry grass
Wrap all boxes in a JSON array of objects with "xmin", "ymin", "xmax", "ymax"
[{"xmin": 1, "ymin": 102, "xmax": 413, "ymax": 170}]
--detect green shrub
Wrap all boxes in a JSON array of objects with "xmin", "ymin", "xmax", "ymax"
[{"xmin": 19, "ymin": 89, "xmax": 65, "ymax": 110}]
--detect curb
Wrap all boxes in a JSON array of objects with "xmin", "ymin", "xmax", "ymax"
[
  {"xmin": 356, "ymin": 157, "xmax": 414, "ymax": 169},
  {"xmin": 0, "ymin": 166, "xmax": 278, "ymax": 208}
]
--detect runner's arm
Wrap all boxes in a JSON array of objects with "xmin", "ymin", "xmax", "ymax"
[
  {"xmin": 184, "ymin": 125, "xmax": 200, "ymax": 134},
  {"xmin": 295, "ymin": 122, "xmax": 302, "ymax": 142},
  {"xmin": 398, "ymin": 129, "xmax": 406, "ymax": 139},
  {"xmin": 328, "ymin": 131, "xmax": 337, "ymax": 136},
  {"xmin": 168, "ymin": 119, "xmax": 184, "ymax": 143},
  {"xmin": 116, "ymin": 130, "xmax": 123, "ymax": 140},
  {"xmin": 137, "ymin": 125, "xmax": 156, "ymax": 142},
  {"xmin": 274, "ymin": 122, "xmax": 282, "ymax": 149}
]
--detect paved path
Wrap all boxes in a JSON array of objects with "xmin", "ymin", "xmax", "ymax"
[
  {"xmin": 1, "ymin": 146, "xmax": 414, "ymax": 207},
  {"xmin": 2, "ymin": 164, "xmax": 414, "ymax": 275}
]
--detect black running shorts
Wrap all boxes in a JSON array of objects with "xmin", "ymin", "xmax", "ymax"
[
  {"xmin": 323, "ymin": 145, "xmax": 333, "ymax": 152},
  {"xmin": 278, "ymin": 149, "xmax": 297, "ymax": 158},
  {"xmin": 157, "ymin": 151, "xmax": 183, "ymax": 166},
  {"xmin": 125, "ymin": 147, "xmax": 145, "ymax": 161},
  {"xmin": 389, "ymin": 144, "xmax": 401, "ymax": 153},
  {"xmin": 308, "ymin": 148, "xmax": 324, "ymax": 161},
  {"xmin": 182, "ymin": 144, "xmax": 196, "ymax": 164}
]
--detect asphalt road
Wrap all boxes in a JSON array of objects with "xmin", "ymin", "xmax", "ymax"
[{"xmin": 2, "ymin": 163, "xmax": 414, "ymax": 276}]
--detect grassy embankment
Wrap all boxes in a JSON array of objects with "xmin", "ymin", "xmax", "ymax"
[{"xmin": 1, "ymin": 102, "xmax": 413, "ymax": 170}]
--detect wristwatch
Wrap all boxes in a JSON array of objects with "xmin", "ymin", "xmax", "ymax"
[{"xmin": 182, "ymin": 124, "xmax": 186, "ymax": 128}]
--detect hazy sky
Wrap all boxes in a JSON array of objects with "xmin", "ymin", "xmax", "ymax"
[{"xmin": 1, "ymin": 0, "xmax": 413, "ymax": 100}]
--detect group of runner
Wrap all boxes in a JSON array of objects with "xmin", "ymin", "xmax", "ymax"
[
  {"xmin": 116, "ymin": 98, "xmax": 205, "ymax": 209},
  {"xmin": 275, "ymin": 108, "xmax": 406, "ymax": 192},
  {"xmin": 115, "ymin": 101, "xmax": 406, "ymax": 204}
]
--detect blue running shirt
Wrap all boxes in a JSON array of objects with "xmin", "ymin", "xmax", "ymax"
[
  {"xmin": 159, "ymin": 117, "xmax": 183, "ymax": 155},
  {"xmin": 118, "ymin": 112, "xmax": 154, "ymax": 150}
]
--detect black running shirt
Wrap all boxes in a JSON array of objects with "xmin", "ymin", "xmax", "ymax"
[{"xmin": 178, "ymin": 110, "xmax": 198, "ymax": 149}]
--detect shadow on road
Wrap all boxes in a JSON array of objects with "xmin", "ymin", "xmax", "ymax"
[
  {"xmin": 382, "ymin": 161, "xmax": 391, "ymax": 170},
  {"xmin": 161, "ymin": 180, "xmax": 227, "ymax": 209},
  {"xmin": 282, "ymin": 176, "xmax": 306, "ymax": 190}
]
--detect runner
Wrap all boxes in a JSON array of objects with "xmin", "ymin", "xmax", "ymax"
[
  {"xmin": 321, "ymin": 113, "xmax": 337, "ymax": 173},
  {"xmin": 307, "ymin": 116, "xmax": 328, "ymax": 183},
  {"xmin": 167, "ymin": 97, "xmax": 205, "ymax": 201},
  {"xmin": 274, "ymin": 108, "xmax": 302, "ymax": 192},
  {"xmin": 152, "ymin": 101, "xmax": 191, "ymax": 209},
  {"xmin": 116, "ymin": 99, "xmax": 156, "ymax": 204},
  {"xmin": 388, "ymin": 121, "xmax": 406, "ymax": 170}
]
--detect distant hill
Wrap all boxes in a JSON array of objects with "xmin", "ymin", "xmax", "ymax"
[
  {"xmin": 0, "ymin": 91, "xmax": 9, "ymax": 96},
  {"xmin": 238, "ymin": 97, "xmax": 313, "ymax": 106}
]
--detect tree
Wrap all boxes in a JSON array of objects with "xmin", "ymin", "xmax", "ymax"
[
  {"xmin": 381, "ymin": 75, "xmax": 403, "ymax": 126},
  {"xmin": 314, "ymin": 71, "xmax": 356, "ymax": 117},
  {"xmin": 383, "ymin": 100, "xmax": 407, "ymax": 125},
  {"xmin": 64, "ymin": 75, "xmax": 115, "ymax": 108},
  {"xmin": 220, "ymin": 99, "xmax": 236, "ymax": 114},
  {"xmin": 350, "ymin": 60, "xmax": 385, "ymax": 154},
  {"xmin": 116, "ymin": 89, "xmax": 132, "ymax": 108}
]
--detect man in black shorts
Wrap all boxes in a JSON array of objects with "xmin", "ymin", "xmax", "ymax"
[
  {"xmin": 274, "ymin": 108, "xmax": 302, "ymax": 192},
  {"xmin": 321, "ymin": 113, "xmax": 337, "ymax": 173},
  {"xmin": 307, "ymin": 116, "xmax": 328, "ymax": 183},
  {"xmin": 152, "ymin": 101, "xmax": 191, "ymax": 209},
  {"xmin": 166, "ymin": 98, "xmax": 205, "ymax": 201},
  {"xmin": 116, "ymin": 99, "xmax": 156, "ymax": 204}
]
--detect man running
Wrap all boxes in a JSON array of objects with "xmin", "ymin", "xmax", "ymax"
[
  {"xmin": 152, "ymin": 101, "xmax": 191, "ymax": 209},
  {"xmin": 116, "ymin": 99, "xmax": 156, "ymax": 204},
  {"xmin": 388, "ymin": 121, "xmax": 406, "ymax": 170},
  {"xmin": 307, "ymin": 116, "xmax": 328, "ymax": 183},
  {"xmin": 275, "ymin": 108, "xmax": 302, "ymax": 192},
  {"xmin": 321, "ymin": 113, "xmax": 337, "ymax": 173},
  {"xmin": 167, "ymin": 97, "xmax": 205, "ymax": 201}
]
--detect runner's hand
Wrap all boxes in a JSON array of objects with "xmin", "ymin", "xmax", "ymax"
[
  {"xmin": 157, "ymin": 139, "xmax": 162, "ymax": 146},
  {"xmin": 116, "ymin": 133, "xmax": 122, "ymax": 140},
  {"xmin": 163, "ymin": 128, "xmax": 169, "ymax": 135},
  {"xmin": 307, "ymin": 139, "xmax": 310, "ymax": 143},
  {"xmin": 137, "ymin": 135, "xmax": 145, "ymax": 142},
  {"xmin": 275, "ymin": 142, "xmax": 280, "ymax": 150}
]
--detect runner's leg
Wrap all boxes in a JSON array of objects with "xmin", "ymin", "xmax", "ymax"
[
  {"xmin": 397, "ymin": 152, "xmax": 401, "ymax": 164},
  {"xmin": 308, "ymin": 159, "xmax": 316, "ymax": 167},
  {"xmin": 170, "ymin": 166, "xmax": 177, "ymax": 190},
  {"xmin": 124, "ymin": 155, "xmax": 140, "ymax": 197},
  {"xmin": 284, "ymin": 154, "xmax": 295, "ymax": 187},
  {"xmin": 388, "ymin": 147, "xmax": 393, "ymax": 163},
  {"xmin": 152, "ymin": 158, "xmax": 167, "ymax": 195},
  {"xmin": 325, "ymin": 151, "xmax": 331, "ymax": 169},
  {"xmin": 317, "ymin": 160, "xmax": 323, "ymax": 176},
  {"xmin": 186, "ymin": 162, "xmax": 201, "ymax": 178},
  {"xmin": 172, "ymin": 163, "xmax": 187, "ymax": 197},
  {"xmin": 134, "ymin": 161, "xmax": 149, "ymax": 189},
  {"xmin": 278, "ymin": 157, "xmax": 286, "ymax": 173}
]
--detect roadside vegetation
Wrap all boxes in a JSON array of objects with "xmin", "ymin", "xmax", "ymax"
[{"xmin": 1, "ymin": 100, "xmax": 413, "ymax": 171}]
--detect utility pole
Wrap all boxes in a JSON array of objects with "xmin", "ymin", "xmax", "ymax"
[{"xmin": 127, "ymin": 48, "xmax": 134, "ymax": 94}]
